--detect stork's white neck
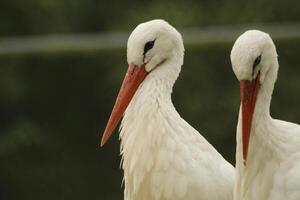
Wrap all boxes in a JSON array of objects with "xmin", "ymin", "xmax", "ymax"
[
  {"xmin": 251, "ymin": 59, "xmax": 279, "ymax": 131},
  {"xmin": 119, "ymin": 58, "xmax": 183, "ymax": 199},
  {"xmin": 237, "ymin": 59, "xmax": 280, "ymax": 161},
  {"xmin": 120, "ymin": 57, "xmax": 182, "ymax": 144},
  {"xmin": 123, "ymin": 56, "xmax": 182, "ymax": 118},
  {"xmin": 235, "ymin": 60, "xmax": 281, "ymax": 200}
]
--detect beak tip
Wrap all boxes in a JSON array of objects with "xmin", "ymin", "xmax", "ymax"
[{"xmin": 100, "ymin": 135, "xmax": 107, "ymax": 147}]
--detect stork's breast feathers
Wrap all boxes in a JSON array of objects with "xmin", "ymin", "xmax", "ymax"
[
  {"xmin": 122, "ymin": 131, "xmax": 192, "ymax": 199},
  {"xmin": 120, "ymin": 85, "xmax": 234, "ymax": 200},
  {"xmin": 269, "ymin": 152, "xmax": 300, "ymax": 200},
  {"xmin": 121, "ymin": 122, "xmax": 235, "ymax": 200}
]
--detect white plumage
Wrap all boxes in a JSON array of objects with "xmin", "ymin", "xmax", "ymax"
[
  {"xmin": 231, "ymin": 30, "xmax": 300, "ymax": 200},
  {"xmin": 102, "ymin": 19, "xmax": 235, "ymax": 200}
]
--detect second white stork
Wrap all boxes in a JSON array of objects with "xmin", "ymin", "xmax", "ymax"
[
  {"xmin": 101, "ymin": 19, "xmax": 235, "ymax": 200},
  {"xmin": 231, "ymin": 30, "xmax": 300, "ymax": 200}
]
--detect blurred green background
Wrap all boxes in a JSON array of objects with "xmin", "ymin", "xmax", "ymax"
[{"xmin": 0, "ymin": 0, "xmax": 300, "ymax": 199}]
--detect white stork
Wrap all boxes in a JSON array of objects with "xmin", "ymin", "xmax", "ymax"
[
  {"xmin": 101, "ymin": 19, "xmax": 235, "ymax": 200},
  {"xmin": 231, "ymin": 30, "xmax": 300, "ymax": 200}
]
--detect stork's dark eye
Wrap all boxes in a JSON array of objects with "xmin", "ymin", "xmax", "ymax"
[
  {"xmin": 143, "ymin": 40, "xmax": 155, "ymax": 55},
  {"xmin": 253, "ymin": 55, "xmax": 261, "ymax": 69}
]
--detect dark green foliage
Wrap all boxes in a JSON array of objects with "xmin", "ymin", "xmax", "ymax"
[{"xmin": 1, "ymin": 0, "xmax": 300, "ymax": 36}]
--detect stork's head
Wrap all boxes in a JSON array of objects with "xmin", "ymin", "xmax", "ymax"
[
  {"xmin": 101, "ymin": 19, "xmax": 184, "ymax": 146},
  {"xmin": 230, "ymin": 30, "xmax": 278, "ymax": 163},
  {"xmin": 127, "ymin": 19, "xmax": 184, "ymax": 72}
]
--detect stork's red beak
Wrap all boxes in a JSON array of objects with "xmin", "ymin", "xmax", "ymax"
[
  {"xmin": 240, "ymin": 73, "xmax": 260, "ymax": 164},
  {"xmin": 101, "ymin": 63, "xmax": 148, "ymax": 146}
]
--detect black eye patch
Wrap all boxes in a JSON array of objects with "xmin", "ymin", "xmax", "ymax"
[
  {"xmin": 143, "ymin": 40, "xmax": 155, "ymax": 56},
  {"xmin": 253, "ymin": 55, "xmax": 261, "ymax": 69},
  {"xmin": 252, "ymin": 55, "xmax": 261, "ymax": 76}
]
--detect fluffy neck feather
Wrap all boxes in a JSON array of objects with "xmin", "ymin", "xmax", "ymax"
[{"xmin": 119, "ymin": 57, "xmax": 183, "ymax": 199}]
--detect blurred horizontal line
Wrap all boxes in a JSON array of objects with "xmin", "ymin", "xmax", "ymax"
[{"xmin": 1, "ymin": 23, "xmax": 300, "ymax": 55}]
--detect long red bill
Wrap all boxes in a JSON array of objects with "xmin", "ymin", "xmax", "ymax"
[
  {"xmin": 101, "ymin": 63, "xmax": 148, "ymax": 146},
  {"xmin": 240, "ymin": 73, "xmax": 260, "ymax": 164}
]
